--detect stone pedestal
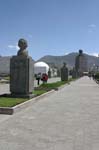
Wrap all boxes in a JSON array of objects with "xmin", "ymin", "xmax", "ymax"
[
  {"xmin": 61, "ymin": 64, "xmax": 68, "ymax": 81},
  {"xmin": 75, "ymin": 50, "xmax": 88, "ymax": 77},
  {"xmin": 10, "ymin": 56, "xmax": 34, "ymax": 98},
  {"xmin": 57, "ymin": 69, "xmax": 61, "ymax": 77},
  {"xmin": 72, "ymin": 68, "xmax": 77, "ymax": 79},
  {"xmin": 48, "ymin": 69, "xmax": 51, "ymax": 78}
]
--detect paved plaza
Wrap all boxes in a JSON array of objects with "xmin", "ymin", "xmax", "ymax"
[{"xmin": 0, "ymin": 76, "xmax": 99, "ymax": 150}]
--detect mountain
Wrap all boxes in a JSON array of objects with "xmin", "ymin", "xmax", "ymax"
[
  {"xmin": 37, "ymin": 53, "xmax": 77, "ymax": 68},
  {"xmin": 0, "ymin": 56, "xmax": 35, "ymax": 75},
  {"xmin": 0, "ymin": 52, "xmax": 99, "ymax": 75},
  {"xmin": 0, "ymin": 56, "xmax": 11, "ymax": 74},
  {"xmin": 38, "ymin": 52, "xmax": 99, "ymax": 69}
]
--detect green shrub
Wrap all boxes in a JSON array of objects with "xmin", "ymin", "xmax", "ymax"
[{"xmin": 95, "ymin": 73, "xmax": 99, "ymax": 80}]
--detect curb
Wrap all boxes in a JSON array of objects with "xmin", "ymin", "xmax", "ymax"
[
  {"xmin": 0, "ymin": 80, "xmax": 74, "ymax": 115},
  {"xmin": 0, "ymin": 90, "xmax": 55, "ymax": 115},
  {"xmin": 57, "ymin": 82, "xmax": 71, "ymax": 90}
]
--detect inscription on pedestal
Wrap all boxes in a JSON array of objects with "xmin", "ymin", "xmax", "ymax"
[{"xmin": 10, "ymin": 39, "xmax": 34, "ymax": 98}]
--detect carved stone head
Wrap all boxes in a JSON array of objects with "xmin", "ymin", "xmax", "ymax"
[
  {"xmin": 79, "ymin": 49, "xmax": 83, "ymax": 55},
  {"xmin": 63, "ymin": 62, "xmax": 66, "ymax": 67},
  {"xmin": 17, "ymin": 38, "xmax": 28, "ymax": 56},
  {"xmin": 18, "ymin": 39, "xmax": 28, "ymax": 50}
]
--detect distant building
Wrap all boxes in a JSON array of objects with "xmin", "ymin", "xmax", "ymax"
[
  {"xmin": 75, "ymin": 50, "xmax": 88, "ymax": 76},
  {"xmin": 34, "ymin": 61, "xmax": 49, "ymax": 75}
]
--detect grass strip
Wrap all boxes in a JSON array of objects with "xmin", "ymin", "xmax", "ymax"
[
  {"xmin": 38, "ymin": 80, "xmax": 69, "ymax": 91},
  {"xmin": 33, "ymin": 90, "xmax": 47, "ymax": 96},
  {"xmin": 0, "ymin": 78, "xmax": 77, "ymax": 107},
  {"xmin": 0, "ymin": 97, "xmax": 28, "ymax": 107}
]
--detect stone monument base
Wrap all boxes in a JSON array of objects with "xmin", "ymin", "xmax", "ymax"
[
  {"xmin": 10, "ymin": 56, "xmax": 34, "ymax": 98},
  {"xmin": 61, "ymin": 63, "xmax": 68, "ymax": 81},
  {"xmin": 10, "ymin": 93, "xmax": 35, "ymax": 99},
  {"xmin": 0, "ymin": 93, "xmax": 35, "ymax": 99}
]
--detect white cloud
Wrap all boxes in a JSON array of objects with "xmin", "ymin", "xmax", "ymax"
[
  {"xmin": 88, "ymin": 24, "xmax": 96, "ymax": 28},
  {"xmin": 88, "ymin": 29, "xmax": 93, "ymax": 33},
  {"xmin": 86, "ymin": 52, "xmax": 99, "ymax": 57},
  {"xmin": 92, "ymin": 53, "xmax": 99, "ymax": 57},
  {"xmin": 64, "ymin": 52, "xmax": 69, "ymax": 55},
  {"xmin": 88, "ymin": 24, "xmax": 96, "ymax": 33},
  {"xmin": 8, "ymin": 45, "xmax": 19, "ymax": 50},
  {"xmin": 85, "ymin": 52, "xmax": 89, "ymax": 55}
]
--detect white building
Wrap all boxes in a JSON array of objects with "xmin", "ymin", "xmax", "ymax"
[{"xmin": 34, "ymin": 61, "xmax": 49, "ymax": 75}]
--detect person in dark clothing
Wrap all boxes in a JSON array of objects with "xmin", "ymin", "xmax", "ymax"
[
  {"xmin": 36, "ymin": 73, "xmax": 41, "ymax": 85},
  {"xmin": 41, "ymin": 73, "xmax": 48, "ymax": 83}
]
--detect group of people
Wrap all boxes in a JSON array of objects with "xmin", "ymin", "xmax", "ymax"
[
  {"xmin": 36, "ymin": 73, "xmax": 48, "ymax": 85},
  {"xmin": 89, "ymin": 73, "xmax": 98, "ymax": 80}
]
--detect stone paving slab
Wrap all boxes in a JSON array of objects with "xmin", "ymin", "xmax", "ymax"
[
  {"xmin": 0, "ymin": 81, "xmax": 70, "ymax": 115},
  {"xmin": 0, "ymin": 76, "xmax": 99, "ymax": 150},
  {"xmin": 0, "ymin": 81, "xmax": 69, "ymax": 115}
]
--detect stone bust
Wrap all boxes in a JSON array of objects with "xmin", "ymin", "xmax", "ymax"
[
  {"xmin": 17, "ymin": 38, "xmax": 28, "ymax": 56},
  {"xmin": 63, "ymin": 62, "xmax": 67, "ymax": 68},
  {"xmin": 79, "ymin": 49, "xmax": 83, "ymax": 56}
]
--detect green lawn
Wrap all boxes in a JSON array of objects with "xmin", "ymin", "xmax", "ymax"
[
  {"xmin": 33, "ymin": 90, "xmax": 47, "ymax": 96},
  {"xmin": 0, "ymin": 97, "xmax": 28, "ymax": 107},
  {"xmin": 0, "ymin": 78, "xmax": 76, "ymax": 107},
  {"xmin": 39, "ymin": 80, "xmax": 70, "ymax": 90}
]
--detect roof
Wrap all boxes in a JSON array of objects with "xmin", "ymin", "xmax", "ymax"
[{"xmin": 34, "ymin": 61, "xmax": 49, "ymax": 69}]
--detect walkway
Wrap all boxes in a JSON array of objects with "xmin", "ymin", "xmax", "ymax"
[{"xmin": 0, "ymin": 76, "xmax": 99, "ymax": 150}]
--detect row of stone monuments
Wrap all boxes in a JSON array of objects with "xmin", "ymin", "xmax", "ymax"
[
  {"xmin": 10, "ymin": 39, "xmax": 88, "ymax": 98},
  {"xmin": 60, "ymin": 49, "xmax": 88, "ymax": 81}
]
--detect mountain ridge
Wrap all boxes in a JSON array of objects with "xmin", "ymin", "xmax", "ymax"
[
  {"xmin": 37, "ymin": 52, "xmax": 99, "ymax": 69},
  {"xmin": 0, "ymin": 52, "xmax": 99, "ymax": 74}
]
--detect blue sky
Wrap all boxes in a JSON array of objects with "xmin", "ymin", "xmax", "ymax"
[{"xmin": 0, "ymin": 0, "xmax": 99, "ymax": 60}]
